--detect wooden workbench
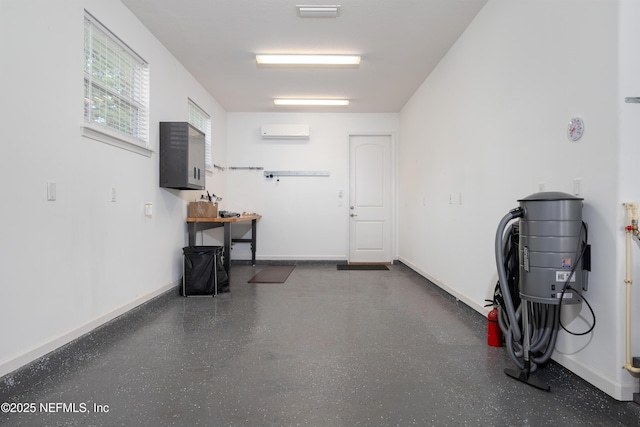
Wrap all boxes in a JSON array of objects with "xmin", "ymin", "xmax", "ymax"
[{"xmin": 186, "ymin": 214, "xmax": 261, "ymax": 278}]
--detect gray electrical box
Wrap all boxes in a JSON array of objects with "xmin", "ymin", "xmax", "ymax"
[{"xmin": 159, "ymin": 122, "xmax": 205, "ymax": 190}]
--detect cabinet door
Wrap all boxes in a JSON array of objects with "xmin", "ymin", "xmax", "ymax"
[{"xmin": 187, "ymin": 125, "xmax": 205, "ymax": 188}]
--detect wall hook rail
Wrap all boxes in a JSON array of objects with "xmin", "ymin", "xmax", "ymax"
[
  {"xmin": 229, "ymin": 166, "xmax": 264, "ymax": 170},
  {"xmin": 264, "ymin": 170, "xmax": 330, "ymax": 178}
]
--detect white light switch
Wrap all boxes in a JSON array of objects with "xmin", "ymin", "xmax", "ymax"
[
  {"xmin": 47, "ymin": 182, "xmax": 56, "ymax": 201},
  {"xmin": 573, "ymin": 178, "xmax": 582, "ymax": 196}
]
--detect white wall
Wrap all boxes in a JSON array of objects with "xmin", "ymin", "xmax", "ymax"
[
  {"xmin": 618, "ymin": 0, "xmax": 640, "ymax": 400},
  {"xmin": 224, "ymin": 113, "xmax": 398, "ymax": 261},
  {"xmin": 398, "ymin": 0, "xmax": 638, "ymax": 400},
  {"xmin": 0, "ymin": 0, "xmax": 226, "ymax": 376}
]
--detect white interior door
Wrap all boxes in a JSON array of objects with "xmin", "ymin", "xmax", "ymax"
[{"xmin": 349, "ymin": 134, "xmax": 393, "ymax": 263}]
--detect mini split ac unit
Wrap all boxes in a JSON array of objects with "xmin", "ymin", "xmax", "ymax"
[{"xmin": 261, "ymin": 124, "xmax": 310, "ymax": 139}]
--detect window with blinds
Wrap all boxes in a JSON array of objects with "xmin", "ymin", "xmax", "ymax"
[
  {"xmin": 83, "ymin": 11, "xmax": 149, "ymax": 150},
  {"xmin": 188, "ymin": 99, "xmax": 212, "ymax": 171}
]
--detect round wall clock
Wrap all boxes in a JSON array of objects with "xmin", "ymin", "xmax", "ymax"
[{"xmin": 567, "ymin": 117, "xmax": 584, "ymax": 142}]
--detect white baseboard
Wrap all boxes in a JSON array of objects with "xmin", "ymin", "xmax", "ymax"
[
  {"xmin": 397, "ymin": 256, "xmax": 488, "ymax": 315},
  {"xmin": 242, "ymin": 255, "xmax": 348, "ymax": 261},
  {"xmin": 551, "ymin": 353, "xmax": 638, "ymax": 401},
  {"xmin": 0, "ymin": 280, "xmax": 179, "ymax": 378}
]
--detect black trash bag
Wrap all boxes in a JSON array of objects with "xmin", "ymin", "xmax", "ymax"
[{"xmin": 182, "ymin": 246, "xmax": 226, "ymax": 296}]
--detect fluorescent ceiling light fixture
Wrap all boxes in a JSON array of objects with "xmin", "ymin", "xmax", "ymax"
[
  {"xmin": 256, "ymin": 54, "xmax": 360, "ymax": 65},
  {"xmin": 297, "ymin": 5, "xmax": 340, "ymax": 18},
  {"xmin": 274, "ymin": 99, "xmax": 349, "ymax": 106}
]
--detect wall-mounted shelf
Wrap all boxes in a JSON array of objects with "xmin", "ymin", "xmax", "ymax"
[
  {"xmin": 264, "ymin": 170, "xmax": 330, "ymax": 178},
  {"xmin": 229, "ymin": 166, "xmax": 264, "ymax": 171}
]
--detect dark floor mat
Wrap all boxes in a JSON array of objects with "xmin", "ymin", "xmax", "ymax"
[
  {"xmin": 248, "ymin": 265, "xmax": 296, "ymax": 283},
  {"xmin": 337, "ymin": 264, "xmax": 389, "ymax": 271}
]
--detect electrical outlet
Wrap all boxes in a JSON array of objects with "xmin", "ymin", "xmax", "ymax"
[
  {"xmin": 111, "ymin": 187, "xmax": 117, "ymax": 202},
  {"xmin": 458, "ymin": 192, "xmax": 463, "ymax": 205}
]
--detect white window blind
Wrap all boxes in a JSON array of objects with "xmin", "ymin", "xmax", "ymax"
[
  {"xmin": 188, "ymin": 99, "xmax": 212, "ymax": 171},
  {"xmin": 83, "ymin": 11, "xmax": 149, "ymax": 149}
]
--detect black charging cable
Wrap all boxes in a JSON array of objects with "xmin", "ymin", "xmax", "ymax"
[{"xmin": 558, "ymin": 222, "xmax": 596, "ymax": 336}]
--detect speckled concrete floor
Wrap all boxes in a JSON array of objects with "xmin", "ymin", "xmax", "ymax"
[{"xmin": 1, "ymin": 263, "xmax": 639, "ymax": 426}]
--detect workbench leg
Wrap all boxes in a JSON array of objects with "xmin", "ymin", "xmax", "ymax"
[
  {"xmin": 251, "ymin": 219, "xmax": 257, "ymax": 266},
  {"xmin": 224, "ymin": 222, "xmax": 231, "ymax": 278},
  {"xmin": 188, "ymin": 223, "xmax": 197, "ymax": 247}
]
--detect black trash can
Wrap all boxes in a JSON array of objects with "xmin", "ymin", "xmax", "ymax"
[{"xmin": 182, "ymin": 246, "xmax": 228, "ymax": 296}]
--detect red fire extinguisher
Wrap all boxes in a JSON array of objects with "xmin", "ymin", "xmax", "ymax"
[{"xmin": 487, "ymin": 307, "xmax": 503, "ymax": 347}]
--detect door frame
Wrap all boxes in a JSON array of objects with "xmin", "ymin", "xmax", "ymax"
[{"xmin": 347, "ymin": 131, "xmax": 397, "ymax": 264}]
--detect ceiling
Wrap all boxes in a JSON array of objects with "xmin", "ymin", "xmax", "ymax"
[{"xmin": 120, "ymin": 0, "xmax": 488, "ymax": 113}]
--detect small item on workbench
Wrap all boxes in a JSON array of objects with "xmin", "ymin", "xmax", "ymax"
[
  {"xmin": 219, "ymin": 210, "xmax": 241, "ymax": 218},
  {"xmin": 189, "ymin": 200, "xmax": 218, "ymax": 218},
  {"xmin": 198, "ymin": 191, "xmax": 222, "ymax": 204}
]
